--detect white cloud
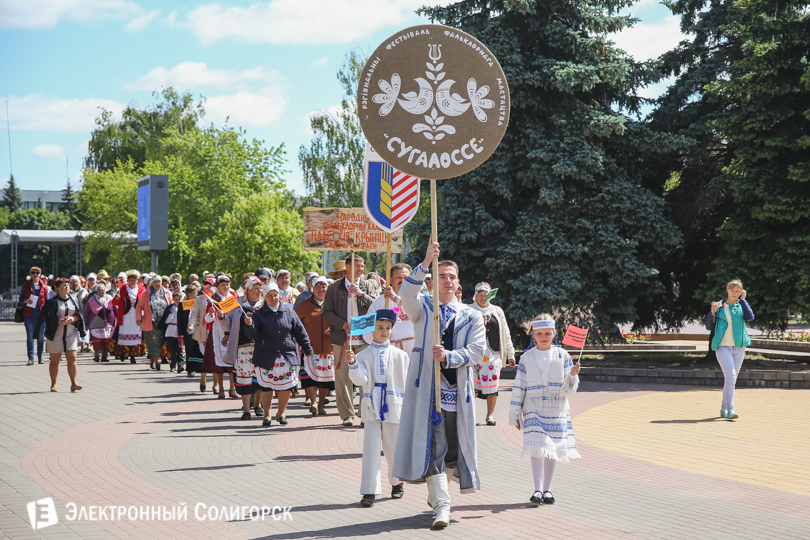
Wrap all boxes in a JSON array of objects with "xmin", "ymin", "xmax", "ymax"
[
  {"xmin": 32, "ymin": 143, "xmax": 66, "ymax": 159},
  {"xmin": 4, "ymin": 94, "xmax": 125, "ymax": 133},
  {"xmin": 124, "ymin": 61, "xmax": 281, "ymax": 92},
  {"xmin": 74, "ymin": 141, "xmax": 89, "ymax": 155},
  {"xmin": 205, "ymin": 91, "xmax": 287, "ymax": 128},
  {"xmin": 610, "ymin": 16, "xmax": 685, "ymax": 62},
  {"xmin": 0, "ymin": 0, "xmax": 157, "ymax": 31},
  {"xmin": 124, "ymin": 8, "xmax": 160, "ymax": 32},
  {"xmin": 124, "ymin": 62, "xmax": 288, "ymax": 127},
  {"xmin": 311, "ymin": 57, "xmax": 330, "ymax": 68},
  {"xmin": 176, "ymin": 0, "xmax": 428, "ymax": 45}
]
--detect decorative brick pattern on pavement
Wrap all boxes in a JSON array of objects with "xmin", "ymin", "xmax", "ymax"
[{"xmin": 1, "ymin": 322, "xmax": 808, "ymax": 539}]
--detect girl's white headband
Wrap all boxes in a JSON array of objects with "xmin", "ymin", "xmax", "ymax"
[{"xmin": 531, "ymin": 320, "xmax": 555, "ymax": 330}]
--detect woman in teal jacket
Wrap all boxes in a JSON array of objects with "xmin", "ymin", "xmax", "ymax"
[{"xmin": 705, "ymin": 279, "xmax": 755, "ymax": 420}]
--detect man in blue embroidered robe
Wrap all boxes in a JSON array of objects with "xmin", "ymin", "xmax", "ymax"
[{"xmin": 393, "ymin": 239, "xmax": 485, "ymax": 527}]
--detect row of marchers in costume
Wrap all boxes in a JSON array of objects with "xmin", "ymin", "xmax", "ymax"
[{"xmin": 352, "ymin": 263, "xmax": 580, "ymax": 527}]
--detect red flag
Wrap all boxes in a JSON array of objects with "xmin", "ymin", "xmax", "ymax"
[{"xmin": 562, "ymin": 325, "xmax": 589, "ymax": 348}]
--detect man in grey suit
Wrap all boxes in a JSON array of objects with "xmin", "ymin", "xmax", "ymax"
[{"xmin": 322, "ymin": 254, "xmax": 376, "ymax": 426}]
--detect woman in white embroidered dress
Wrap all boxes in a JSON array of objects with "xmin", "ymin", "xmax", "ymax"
[
  {"xmin": 509, "ymin": 314, "xmax": 580, "ymax": 506},
  {"xmin": 113, "ymin": 270, "xmax": 144, "ymax": 363},
  {"xmin": 470, "ymin": 282, "xmax": 516, "ymax": 426}
]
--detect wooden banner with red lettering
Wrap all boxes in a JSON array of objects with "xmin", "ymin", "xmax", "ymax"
[{"xmin": 304, "ymin": 207, "xmax": 403, "ymax": 252}]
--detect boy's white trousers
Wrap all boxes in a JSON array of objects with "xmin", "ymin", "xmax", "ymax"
[{"xmin": 361, "ymin": 420, "xmax": 400, "ymax": 495}]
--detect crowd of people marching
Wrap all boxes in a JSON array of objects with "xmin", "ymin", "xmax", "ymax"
[
  {"xmin": 19, "ymin": 257, "xmax": 517, "ymax": 424},
  {"xmin": 17, "ymin": 244, "xmax": 753, "ymax": 525}
]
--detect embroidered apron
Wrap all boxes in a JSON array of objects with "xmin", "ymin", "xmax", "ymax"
[{"xmin": 304, "ymin": 354, "xmax": 335, "ymax": 382}]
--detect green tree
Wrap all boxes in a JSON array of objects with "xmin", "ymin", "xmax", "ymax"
[
  {"xmin": 77, "ymin": 159, "xmax": 149, "ymax": 273},
  {"xmin": 1, "ymin": 175, "xmax": 22, "ymax": 211},
  {"xmin": 299, "ymin": 51, "xmax": 367, "ymax": 208},
  {"xmin": 80, "ymin": 123, "xmax": 319, "ymax": 277},
  {"xmin": 60, "ymin": 179, "xmax": 81, "ymax": 228},
  {"xmin": 84, "ymin": 87, "xmax": 204, "ymax": 172},
  {"xmin": 699, "ymin": 0, "xmax": 810, "ymax": 329},
  {"xmin": 61, "ymin": 179, "xmax": 75, "ymax": 211},
  {"xmin": 632, "ymin": 0, "xmax": 744, "ymax": 330},
  {"xmin": 413, "ymin": 0, "xmax": 684, "ymax": 341},
  {"xmin": 200, "ymin": 191, "xmax": 319, "ymax": 277}
]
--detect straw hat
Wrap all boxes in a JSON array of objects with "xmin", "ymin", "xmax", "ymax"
[{"xmin": 328, "ymin": 261, "xmax": 346, "ymax": 278}]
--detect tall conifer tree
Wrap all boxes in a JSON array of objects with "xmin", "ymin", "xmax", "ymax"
[
  {"xmin": 700, "ymin": 0, "xmax": 810, "ymax": 329},
  {"xmin": 413, "ymin": 0, "xmax": 685, "ymax": 338}
]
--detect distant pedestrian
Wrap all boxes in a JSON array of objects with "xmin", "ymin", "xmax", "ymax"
[
  {"xmin": 183, "ymin": 284, "xmax": 208, "ymax": 390},
  {"xmin": 70, "ymin": 276, "xmax": 91, "ymax": 354},
  {"xmin": 706, "ymin": 279, "xmax": 754, "ymax": 420},
  {"xmin": 200, "ymin": 275, "xmax": 238, "ymax": 398},
  {"xmin": 83, "ymin": 280, "xmax": 116, "ymax": 362},
  {"xmin": 159, "ymin": 291, "xmax": 185, "ymax": 373},
  {"xmin": 471, "ymin": 282, "xmax": 516, "ymax": 426},
  {"xmin": 136, "ymin": 275, "xmax": 172, "ymax": 371},
  {"xmin": 322, "ymin": 255, "xmax": 375, "ymax": 427},
  {"xmin": 34, "ymin": 277, "xmax": 86, "ymax": 392},
  {"xmin": 247, "ymin": 283, "xmax": 314, "ymax": 426},
  {"xmin": 222, "ymin": 277, "xmax": 264, "ymax": 420},
  {"xmin": 112, "ymin": 270, "xmax": 145, "ymax": 363},
  {"xmin": 293, "ymin": 271, "xmax": 320, "ymax": 311},
  {"xmin": 21, "ymin": 267, "xmax": 50, "ymax": 365},
  {"xmin": 296, "ymin": 276, "xmax": 334, "ymax": 416},
  {"xmin": 275, "ymin": 269, "xmax": 299, "ymax": 305}
]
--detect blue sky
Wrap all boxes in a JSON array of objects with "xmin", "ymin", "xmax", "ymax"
[{"xmin": 0, "ymin": 0, "xmax": 683, "ymax": 196}]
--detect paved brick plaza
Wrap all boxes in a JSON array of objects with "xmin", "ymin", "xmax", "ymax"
[{"xmin": 1, "ymin": 321, "xmax": 808, "ymax": 540}]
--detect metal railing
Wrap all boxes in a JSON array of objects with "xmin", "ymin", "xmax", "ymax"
[{"xmin": 0, "ymin": 300, "xmax": 20, "ymax": 322}]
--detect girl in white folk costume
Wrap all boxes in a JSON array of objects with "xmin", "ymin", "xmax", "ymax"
[
  {"xmin": 509, "ymin": 315, "xmax": 581, "ymax": 505},
  {"xmin": 346, "ymin": 309, "xmax": 410, "ymax": 507},
  {"xmin": 470, "ymin": 282, "xmax": 516, "ymax": 426}
]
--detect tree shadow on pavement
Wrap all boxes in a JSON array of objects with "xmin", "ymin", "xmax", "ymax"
[
  {"xmin": 157, "ymin": 463, "xmax": 257, "ymax": 473},
  {"xmin": 577, "ymin": 383, "xmax": 710, "ymax": 393},
  {"xmin": 251, "ymin": 514, "xmax": 433, "ymax": 539},
  {"xmin": 149, "ymin": 417, "xmax": 242, "ymax": 424},
  {"xmin": 650, "ymin": 418, "xmax": 722, "ymax": 424},
  {"xmin": 273, "ymin": 453, "xmax": 362, "ymax": 462}
]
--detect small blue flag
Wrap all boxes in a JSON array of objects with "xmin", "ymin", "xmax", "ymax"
[{"xmin": 351, "ymin": 313, "xmax": 377, "ymax": 336}]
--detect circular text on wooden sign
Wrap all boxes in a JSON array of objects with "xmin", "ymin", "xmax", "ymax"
[{"xmin": 358, "ymin": 24, "xmax": 510, "ymax": 180}]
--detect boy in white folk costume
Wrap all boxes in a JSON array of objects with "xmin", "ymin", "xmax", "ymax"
[
  {"xmin": 509, "ymin": 315, "xmax": 581, "ymax": 505},
  {"xmin": 346, "ymin": 309, "xmax": 409, "ymax": 507},
  {"xmin": 393, "ymin": 238, "xmax": 485, "ymax": 528}
]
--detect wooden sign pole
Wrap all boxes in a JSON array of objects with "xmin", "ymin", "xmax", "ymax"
[
  {"xmin": 385, "ymin": 233, "xmax": 392, "ymax": 309},
  {"xmin": 430, "ymin": 179, "xmax": 441, "ymax": 415},
  {"xmin": 350, "ymin": 251, "xmax": 356, "ymax": 318}
]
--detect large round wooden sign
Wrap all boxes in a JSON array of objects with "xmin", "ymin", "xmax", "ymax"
[{"xmin": 357, "ymin": 24, "xmax": 510, "ymax": 180}]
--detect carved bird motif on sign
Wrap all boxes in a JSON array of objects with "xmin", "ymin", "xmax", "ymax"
[{"xmin": 397, "ymin": 77, "xmax": 433, "ymax": 115}]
